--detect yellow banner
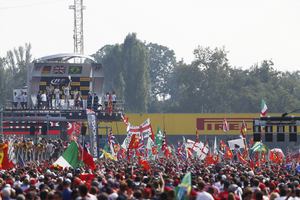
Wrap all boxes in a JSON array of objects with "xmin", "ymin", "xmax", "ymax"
[
  {"xmin": 80, "ymin": 87, "xmax": 89, "ymax": 90},
  {"xmin": 39, "ymin": 82, "xmax": 46, "ymax": 86},
  {"xmin": 80, "ymin": 78, "xmax": 90, "ymax": 81},
  {"xmin": 96, "ymin": 113, "xmax": 300, "ymax": 136},
  {"xmin": 71, "ymin": 82, "xmax": 80, "ymax": 86}
]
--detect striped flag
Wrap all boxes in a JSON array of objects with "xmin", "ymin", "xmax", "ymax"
[
  {"xmin": 223, "ymin": 117, "xmax": 228, "ymax": 132},
  {"xmin": 260, "ymin": 98, "xmax": 268, "ymax": 117}
]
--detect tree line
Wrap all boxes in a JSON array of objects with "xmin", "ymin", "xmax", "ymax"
[
  {"xmin": 91, "ymin": 33, "xmax": 300, "ymax": 114},
  {"xmin": 1, "ymin": 34, "xmax": 300, "ymax": 114},
  {"xmin": 0, "ymin": 44, "xmax": 31, "ymax": 108}
]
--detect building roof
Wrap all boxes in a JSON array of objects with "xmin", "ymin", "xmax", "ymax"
[{"xmin": 33, "ymin": 53, "xmax": 95, "ymax": 63}]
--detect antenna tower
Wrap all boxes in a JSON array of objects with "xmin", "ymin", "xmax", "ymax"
[{"xmin": 69, "ymin": 0, "xmax": 85, "ymax": 54}]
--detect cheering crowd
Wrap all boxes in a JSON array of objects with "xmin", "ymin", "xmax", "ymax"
[{"xmin": 0, "ymin": 136, "xmax": 298, "ymax": 200}]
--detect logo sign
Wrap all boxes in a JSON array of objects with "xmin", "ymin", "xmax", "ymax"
[
  {"xmin": 94, "ymin": 66, "xmax": 101, "ymax": 71},
  {"xmin": 35, "ymin": 66, "xmax": 42, "ymax": 71},
  {"xmin": 196, "ymin": 118, "xmax": 253, "ymax": 134},
  {"xmin": 50, "ymin": 78, "xmax": 67, "ymax": 85}
]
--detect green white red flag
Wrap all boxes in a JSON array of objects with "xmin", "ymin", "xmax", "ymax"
[{"xmin": 261, "ymin": 98, "xmax": 268, "ymax": 117}]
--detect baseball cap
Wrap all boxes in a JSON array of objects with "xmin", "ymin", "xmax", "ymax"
[
  {"xmin": 30, "ymin": 179, "xmax": 36, "ymax": 186},
  {"xmin": 190, "ymin": 190, "xmax": 197, "ymax": 198},
  {"xmin": 173, "ymin": 179, "xmax": 180, "ymax": 186},
  {"xmin": 143, "ymin": 188, "xmax": 151, "ymax": 196}
]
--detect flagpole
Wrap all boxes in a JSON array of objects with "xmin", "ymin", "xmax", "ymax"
[{"xmin": 82, "ymin": 135, "xmax": 84, "ymax": 162}]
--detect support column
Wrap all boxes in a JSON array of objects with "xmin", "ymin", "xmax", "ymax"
[{"xmin": 60, "ymin": 121, "xmax": 68, "ymax": 141}]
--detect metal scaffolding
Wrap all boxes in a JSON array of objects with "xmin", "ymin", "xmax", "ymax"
[{"xmin": 69, "ymin": 0, "xmax": 85, "ymax": 54}]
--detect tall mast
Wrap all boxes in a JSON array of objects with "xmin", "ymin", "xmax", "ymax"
[{"xmin": 69, "ymin": 0, "xmax": 85, "ymax": 55}]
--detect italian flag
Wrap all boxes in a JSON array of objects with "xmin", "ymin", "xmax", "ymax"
[
  {"xmin": 260, "ymin": 98, "xmax": 268, "ymax": 117},
  {"xmin": 54, "ymin": 141, "xmax": 83, "ymax": 168}
]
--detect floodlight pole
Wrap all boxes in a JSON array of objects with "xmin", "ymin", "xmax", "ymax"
[{"xmin": 69, "ymin": 0, "xmax": 86, "ymax": 62}]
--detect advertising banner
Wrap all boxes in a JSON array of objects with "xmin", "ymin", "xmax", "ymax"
[{"xmin": 86, "ymin": 109, "xmax": 99, "ymax": 158}]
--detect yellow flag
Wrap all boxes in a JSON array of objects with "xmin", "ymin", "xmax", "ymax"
[{"xmin": 101, "ymin": 149, "xmax": 117, "ymax": 161}]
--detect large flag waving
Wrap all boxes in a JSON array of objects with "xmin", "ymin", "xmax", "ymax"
[
  {"xmin": 54, "ymin": 141, "xmax": 83, "ymax": 169},
  {"xmin": 175, "ymin": 171, "xmax": 191, "ymax": 200},
  {"xmin": 0, "ymin": 141, "xmax": 15, "ymax": 170},
  {"xmin": 261, "ymin": 98, "xmax": 268, "ymax": 117},
  {"xmin": 129, "ymin": 118, "xmax": 154, "ymax": 140},
  {"xmin": 128, "ymin": 134, "xmax": 139, "ymax": 149},
  {"xmin": 78, "ymin": 142, "xmax": 96, "ymax": 171}
]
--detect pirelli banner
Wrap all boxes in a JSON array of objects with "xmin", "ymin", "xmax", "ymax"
[
  {"xmin": 39, "ymin": 77, "xmax": 90, "ymax": 99},
  {"xmin": 97, "ymin": 113, "xmax": 300, "ymax": 136}
]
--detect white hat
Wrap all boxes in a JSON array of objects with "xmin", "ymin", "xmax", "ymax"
[
  {"xmin": 51, "ymin": 172, "xmax": 57, "ymax": 177},
  {"xmin": 222, "ymin": 175, "xmax": 227, "ymax": 181},
  {"xmin": 111, "ymin": 193, "xmax": 118, "ymax": 199},
  {"xmin": 65, "ymin": 178, "xmax": 71, "ymax": 184},
  {"xmin": 67, "ymin": 173, "xmax": 72, "ymax": 178},
  {"xmin": 39, "ymin": 175, "xmax": 45, "ymax": 180}
]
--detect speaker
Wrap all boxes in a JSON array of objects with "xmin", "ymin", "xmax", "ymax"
[
  {"xmin": 81, "ymin": 126, "xmax": 87, "ymax": 135},
  {"xmin": 290, "ymin": 133, "xmax": 297, "ymax": 142},
  {"xmin": 277, "ymin": 133, "xmax": 285, "ymax": 142},
  {"xmin": 30, "ymin": 126, "xmax": 36, "ymax": 135},
  {"xmin": 42, "ymin": 126, "xmax": 47, "ymax": 135},
  {"xmin": 265, "ymin": 133, "xmax": 273, "ymax": 142},
  {"xmin": 253, "ymin": 133, "xmax": 261, "ymax": 142}
]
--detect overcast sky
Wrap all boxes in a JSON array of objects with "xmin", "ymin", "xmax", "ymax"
[{"xmin": 1, "ymin": 0, "xmax": 300, "ymax": 72}]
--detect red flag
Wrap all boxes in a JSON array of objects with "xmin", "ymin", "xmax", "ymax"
[
  {"xmin": 249, "ymin": 138, "xmax": 254, "ymax": 144},
  {"xmin": 128, "ymin": 134, "xmax": 139, "ymax": 149},
  {"xmin": 240, "ymin": 121, "xmax": 247, "ymax": 139},
  {"xmin": 270, "ymin": 151, "xmax": 279, "ymax": 163},
  {"xmin": 255, "ymin": 152, "xmax": 260, "ymax": 160},
  {"xmin": 242, "ymin": 149, "xmax": 249, "ymax": 160},
  {"xmin": 196, "ymin": 129, "xmax": 199, "ymax": 143},
  {"xmin": 220, "ymin": 140, "xmax": 226, "ymax": 151},
  {"xmin": 45, "ymin": 160, "xmax": 49, "ymax": 167},
  {"xmin": 107, "ymin": 94, "xmax": 112, "ymax": 114},
  {"xmin": 78, "ymin": 145, "xmax": 96, "ymax": 171},
  {"xmin": 79, "ymin": 174, "xmax": 95, "ymax": 182},
  {"xmin": 0, "ymin": 141, "xmax": 15, "ymax": 170},
  {"xmin": 255, "ymin": 161, "xmax": 260, "ymax": 168},
  {"xmin": 138, "ymin": 157, "xmax": 150, "ymax": 171},
  {"xmin": 237, "ymin": 152, "xmax": 247, "ymax": 164},
  {"xmin": 260, "ymin": 152, "xmax": 266, "ymax": 164},
  {"xmin": 152, "ymin": 145, "xmax": 159, "ymax": 155},
  {"xmin": 203, "ymin": 154, "xmax": 219, "ymax": 166},
  {"xmin": 226, "ymin": 146, "xmax": 233, "ymax": 159}
]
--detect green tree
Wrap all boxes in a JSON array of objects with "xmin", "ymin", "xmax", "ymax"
[
  {"xmin": 6, "ymin": 43, "xmax": 32, "ymax": 89},
  {"xmin": 146, "ymin": 43, "xmax": 178, "ymax": 101},
  {"xmin": 176, "ymin": 46, "xmax": 232, "ymax": 113},
  {"xmin": 122, "ymin": 33, "xmax": 150, "ymax": 113}
]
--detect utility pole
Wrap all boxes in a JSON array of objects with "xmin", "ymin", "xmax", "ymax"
[{"xmin": 69, "ymin": 0, "xmax": 85, "ymax": 55}]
